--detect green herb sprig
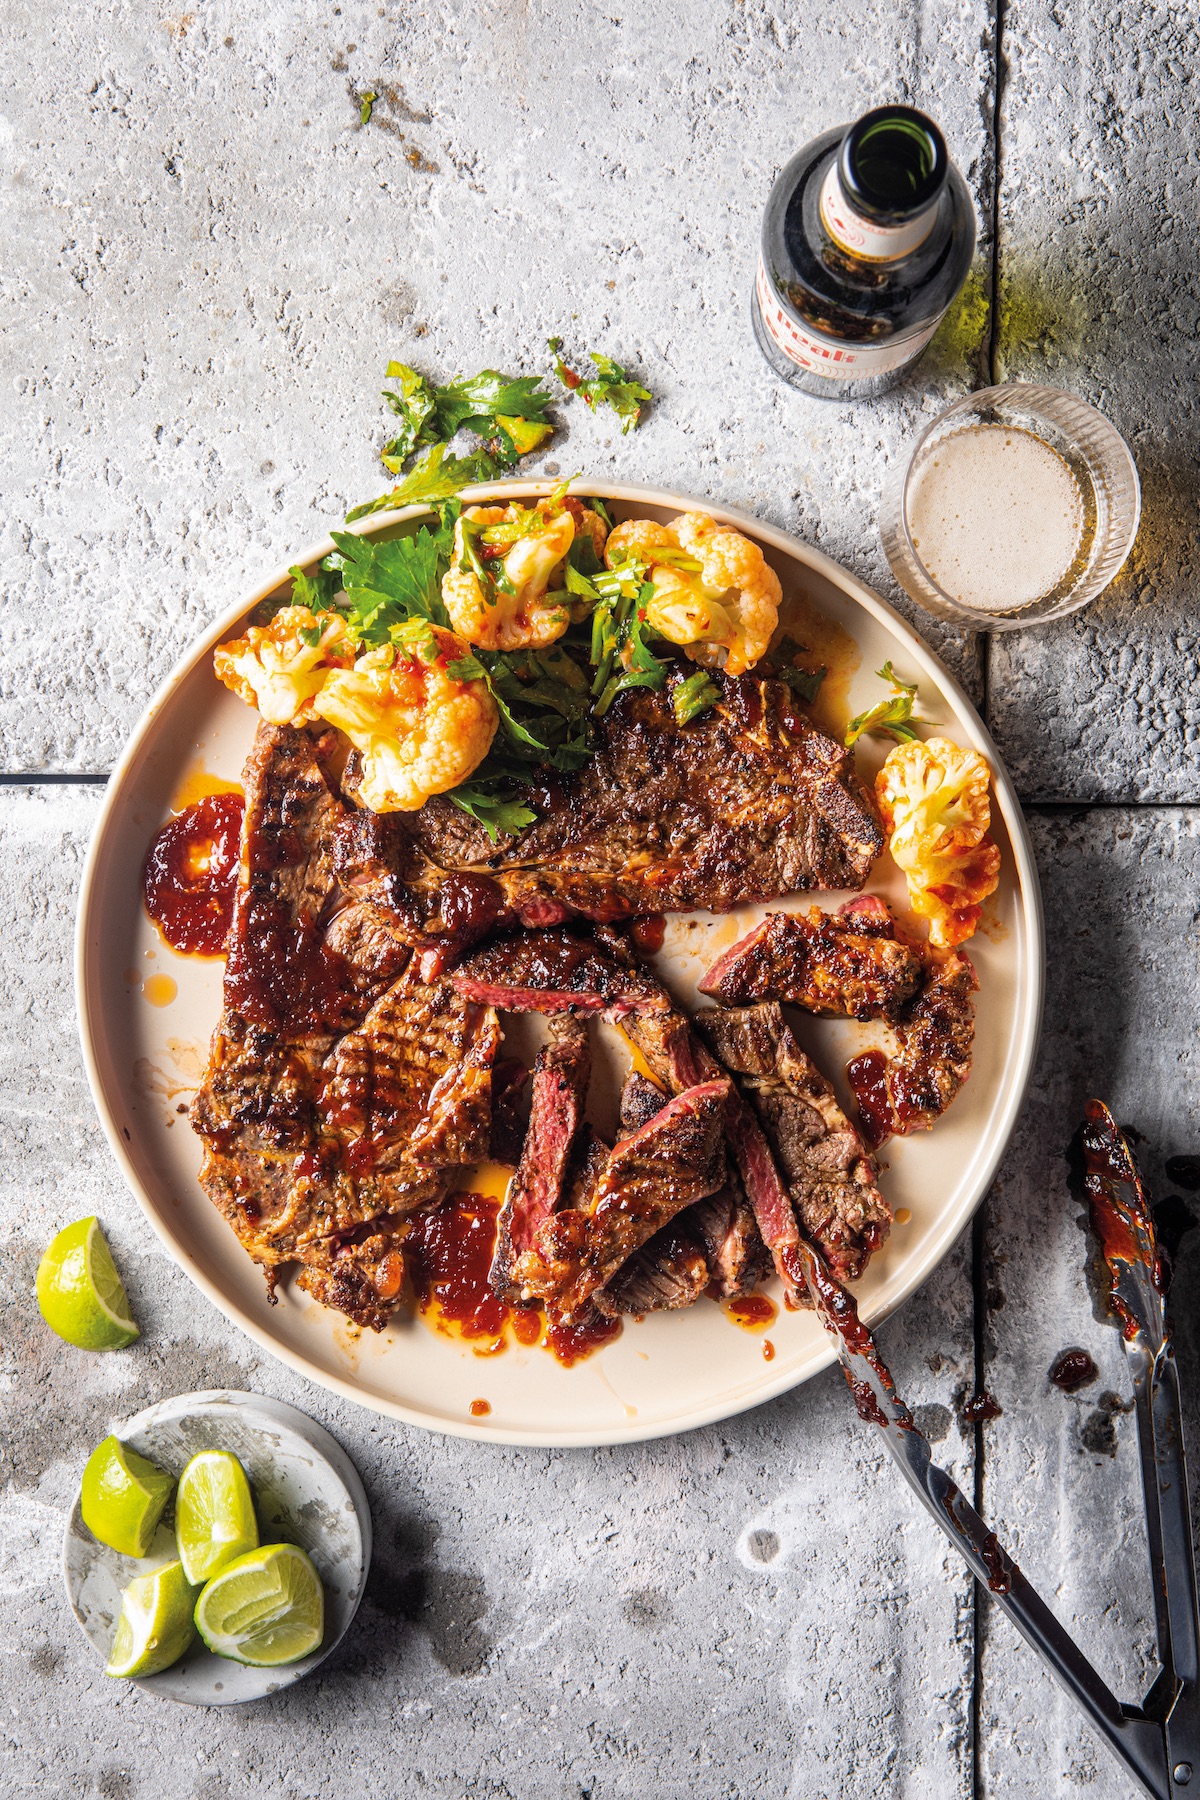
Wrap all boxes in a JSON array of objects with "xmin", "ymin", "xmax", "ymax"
[
  {"xmin": 845, "ymin": 661, "xmax": 927, "ymax": 748},
  {"xmin": 549, "ymin": 340, "xmax": 651, "ymax": 434}
]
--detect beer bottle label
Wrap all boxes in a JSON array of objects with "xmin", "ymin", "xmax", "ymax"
[{"xmin": 755, "ymin": 257, "xmax": 943, "ymax": 381}]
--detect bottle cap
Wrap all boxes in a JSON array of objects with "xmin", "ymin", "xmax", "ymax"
[{"xmin": 838, "ymin": 106, "xmax": 947, "ymax": 223}]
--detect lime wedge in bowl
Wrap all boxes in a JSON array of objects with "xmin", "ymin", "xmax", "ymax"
[
  {"xmin": 194, "ymin": 1543, "xmax": 324, "ymax": 1666},
  {"xmin": 106, "ymin": 1560, "xmax": 197, "ymax": 1678},
  {"xmin": 175, "ymin": 1450, "xmax": 259, "ymax": 1585},
  {"xmin": 81, "ymin": 1435, "xmax": 175, "ymax": 1558},
  {"xmin": 36, "ymin": 1216, "xmax": 139, "ymax": 1350}
]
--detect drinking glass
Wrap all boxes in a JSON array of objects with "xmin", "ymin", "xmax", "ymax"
[{"xmin": 880, "ymin": 384, "xmax": 1141, "ymax": 629}]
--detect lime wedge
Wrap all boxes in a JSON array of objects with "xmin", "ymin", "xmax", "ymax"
[
  {"xmin": 106, "ymin": 1559, "xmax": 197, "ymax": 1678},
  {"xmin": 175, "ymin": 1450, "xmax": 260, "ymax": 1586},
  {"xmin": 194, "ymin": 1543, "xmax": 325, "ymax": 1666},
  {"xmin": 81, "ymin": 1434, "xmax": 176, "ymax": 1558},
  {"xmin": 36, "ymin": 1217, "xmax": 139, "ymax": 1351}
]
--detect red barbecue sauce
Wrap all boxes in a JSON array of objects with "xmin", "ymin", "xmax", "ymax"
[
  {"xmin": 142, "ymin": 793, "xmax": 244, "ymax": 955},
  {"xmin": 544, "ymin": 1311, "xmax": 622, "ymax": 1367},
  {"xmin": 724, "ymin": 1293, "xmax": 777, "ymax": 1331},
  {"xmin": 406, "ymin": 1193, "xmax": 511, "ymax": 1353},
  {"xmin": 629, "ymin": 913, "xmax": 667, "ymax": 955},
  {"xmin": 846, "ymin": 1050, "xmax": 894, "ymax": 1149},
  {"xmin": 405, "ymin": 1190, "xmax": 622, "ymax": 1366},
  {"xmin": 469, "ymin": 1399, "xmax": 492, "ymax": 1417},
  {"xmin": 1049, "ymin": 1348, "xmax": 1098, "ymax": 1393}
]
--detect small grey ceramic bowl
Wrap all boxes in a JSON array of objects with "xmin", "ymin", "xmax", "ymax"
[{"xmin": 63, "ymin": 1389, "xmax": 372, "ymax": 1705}]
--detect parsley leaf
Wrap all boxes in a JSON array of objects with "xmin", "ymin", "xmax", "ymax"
[
  {"xmin": 447, "ymin": 777, "xmax": 538, "ymax": 843},
  {"xmin": 778, "ymin": 664, "xmax": 827, "ymax": 704},
  {"xmin": 359, "ymin": 91, "xmax": 376, "ymax": 125},
  {"xmin": 845, "ymin": 662, "xmax": 926, "ymax": 748},
  {"xmin": 347, "ymin": 443, "xmax": 506, "ymax": 521},
  {"xmin": 329, "ymin": 518, "xmax": 454, "ymax": 642},
  {"xmin": 549, "ymin": 341, "xmax": 651, "ymax": 433},
  {"xmin": 287, "ymin": 563, "xmax": 339, "ymax": 612}
]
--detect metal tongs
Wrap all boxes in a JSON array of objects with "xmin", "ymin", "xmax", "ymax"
[{"xmin": 795, "ymin": 1099, "xmax": 1200, "ymax": 1799}]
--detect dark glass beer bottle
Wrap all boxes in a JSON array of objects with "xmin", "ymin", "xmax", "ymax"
[{"xmin": 752, "ymin": 106, "xmax": 976, "ymax": 400}]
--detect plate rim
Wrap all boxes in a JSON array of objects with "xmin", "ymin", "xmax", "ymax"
[{"xmin": 74, "ymin": 478, "xmax": 1045, "ymax": 1446}]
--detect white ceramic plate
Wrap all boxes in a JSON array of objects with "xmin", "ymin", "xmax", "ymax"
[
  {"xmin": 63, "ymin": 1389, "xmax": 371, "ymax": 1704},
  {"xmin": 76, "ymin": 481, "xmax": 1044, "ymax": 1447}
]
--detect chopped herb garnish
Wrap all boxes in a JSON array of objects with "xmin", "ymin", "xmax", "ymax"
[
  {"xmin": 359, "ymin": 91, "xmax": 376, "ymax": 125},
  {"xmin": 672, "ymin": 670, "xmax": 722, "ymax": 725},
  {"xmin": 327, "ymin": 511, "xmax": 456, "ymax": 643},
  {"xmin": 845, "ymin": 661, "xmax": 925, "ymax": 748},
  {"xmin": 778, "ymin": 664, "xmax": 827, "ymax": 704},
  {"xmin": 548, "ymin": 340, "xmax": 652, "ymax": 433},
  {"xmin": 350, "ymin": 360, "xmax": 556, "ymax": 519}
]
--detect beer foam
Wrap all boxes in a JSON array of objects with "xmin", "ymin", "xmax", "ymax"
[{"xmin": 907, "ymin": 424, "xmax": 1084, "ymax": 610}]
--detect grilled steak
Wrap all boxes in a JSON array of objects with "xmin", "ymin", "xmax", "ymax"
[
  {"xmin": 599, "ymin": 1222, "xmax": 710, "ymax": 1316},
  {"xmin": 689, "ymin": 1174, "xmax": 769, "ymax": 1299},
  {"xmin": 513, "ymin": 1079, "xmax": 729, "ymax": 1320},
  {"xmin": 698, "ymin": 1004, "xmax": 889, "ymax": 1285},
  {"xmin": 191, "ymin": 723, "xmax": 499, "ymax": 1329},
  {"xmin": 700, "ymin": 898, "xmax": 923, "ymax": 1022},
  {"xmin": 489, "ymin": 1057, "xmax": 531, "ymax": 1166},
  {"xmin": 334, "ymin": 675, "xmax": 883, "ymax": 965},
  {"xmin": 613, "ymin": 1071, "xmax": 766, "ymax": 1301},
  {"xmin": 449, "ymin": 929, "xmax": 668, "ymax": 1019},
  {"xmin": 489, "ymin": 1017, "xmax": 590, "ymax": 1303},
  {"xmin": 621, "ymin": 1003, "xmax": 808, "ymax": 1305},
  {"xmin": 848, "ymin": 948, "xmax": 978, "ymax": 1147}
]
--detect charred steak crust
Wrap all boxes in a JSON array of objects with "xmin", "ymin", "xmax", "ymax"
[
  {"xmin": 191, "ymin": 723, "xmax": 500, "ymax": 1329},
  {"xmin": 513, "ymin": 1079, "xmax": 730, "ymax": 1321},
  {"xmin": 598, "ymin": 1222, "xmax": 711, "ymax": 1317},
  {"xmin": 697, "ymin": 1004, "xmax": 890, "ymax": 1285},
  {"xmin": 333, "ymin": 676, "xmax": 884, "ymax": 952},
  {"xmin": 848, "ymin": 948, "xmax": 979, "ymax": 1146},
  {"xmin": 449, "ymin": 929, "xmax": 669, "ymax": 1019},
  {"xmin": 489, "ymin": 1017, "xmax": 591, "ymax": 1304},
  {"xmin": 700, "ymin": 901, "xmax": 923, "ymax": 1021}
]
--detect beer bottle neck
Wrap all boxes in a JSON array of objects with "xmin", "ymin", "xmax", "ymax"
[{"xmin": 819, "ymin": 159, "xmax": 938, "ymax": 262}]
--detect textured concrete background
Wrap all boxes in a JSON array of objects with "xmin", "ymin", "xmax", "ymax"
[{"xmin": 2, "ymin": 1, "xmax": 1197, "ymax": 1796}]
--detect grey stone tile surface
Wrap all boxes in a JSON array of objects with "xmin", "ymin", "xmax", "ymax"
[
  {"xmin": 978, "ymin": 806, "xmax": 1200, "ymax": 1796},
  {"xmin": 1, "ymin": 786, "xmax": 977, "ymax": 1799},
  {"xmin": 0, "ymin": 0, "xmax": 995, "ymax": 774},
  {"xmin": 985, "ymin": 0, "xmax": 1200, "ymax": 801}
]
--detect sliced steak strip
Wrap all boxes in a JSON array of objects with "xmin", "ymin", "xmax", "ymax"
[
  {"xmin": 598, "ymin": 1222, "xmax": 710, "ymax": 1316},
  {"xmin": 622, "ymin": 1006, "xmax": 806, "ymax": 1306},
  {"xmin": 490, "ymin": 1017, "xmax": 590, "ymax": 1303},
  {"xmin": 618, "ymin": 1072, "xmax": 671, "ymax": 1136},
  {"xmin": 448, "ymin": 929, "xmax": 668, "ymax": 1019},
  {"xmin": 336, "ymin": 675, "xmax": 884, "ymax": 956},
  {"xmin": 689, "ymin": 1172, "xmax": 770, "ymax": 1299},
  {"xmin": 699, "ymin": 1004, "xmax": 890, "ymax": 1285},
  {"xmin": 847, "ymin": 948, "xmax": 978, "ymax": 1147},
  {"xmin": 513, "ymin": 1079, "xmax": 729, "ymax": 1321},
  {"xmin": 699, "ymin": 902, "xmax": 923, "ymax": 1022},
  {"xmin": 489, "ymin": 1057, "xmax": 531, "ymax": 1167}
]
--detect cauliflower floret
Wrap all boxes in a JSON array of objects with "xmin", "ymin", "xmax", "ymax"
[
  {"xmin": 605, "ymin": 512, "xmax": 782, "ymax": 679},
  {"xmin": 312, "ymin": 623, "xmax": 498, "ymax": 812},
  {"xmin": 442, "ymin": 499, "xmax": 583, "ymax": 651},
  {"xmin": 877, "ymin": 736, "xmax": 1002, "ymax": 948},
  {"xmin": 213, "ymin": 605, "xmax": 352, "ymax": 725}
]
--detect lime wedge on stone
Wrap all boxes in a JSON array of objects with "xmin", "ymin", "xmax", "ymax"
[
  {"xmin": 36, "ymin": 1217, "xmax": 139, "ymax": 1350},
  {"xmin": 81, "ymin": 1434, "xmax": 176, "ymax": 1558},
  {"xmin": 194, "ymin": 1543, "xmax": 325, "ymax": 1666},
  {"xmin": 175, "ymin": 1450, "xmax": 260, "ymax": 1586},
  {"xmin": 106, "ymin": 1560, "xmax": 197, "ymax": 1678}
]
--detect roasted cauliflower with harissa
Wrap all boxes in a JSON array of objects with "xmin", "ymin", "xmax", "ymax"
[
  {"xmin": 604, "ymin": 512, "xmax": 782, "ymax": 679},
  {"xmin": 312, "ymin": 623, "xmax": 498, "ymax": 813},
  {"xmin": 442, "ymin": 496, "xmax": 609, "ymax": 651},
  {"xmin": 213, "ymin": 606, "xmax": 353, "ymax": 726},
  {"xmin": 877, "ymin": 737, "xmax": 1002, "ymax": 948}
]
